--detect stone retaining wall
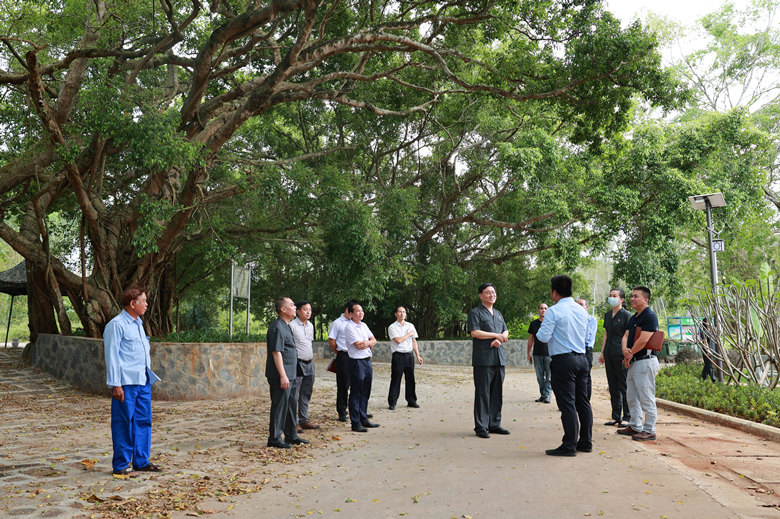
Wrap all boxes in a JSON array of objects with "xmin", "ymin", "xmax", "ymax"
[
  {"xmin": 31, "ymin": 334, "xmax": 267, "ymax": 400},
  {"xmin": 312, "ymin": 339, "xmax": 532, "ymax": 367}
]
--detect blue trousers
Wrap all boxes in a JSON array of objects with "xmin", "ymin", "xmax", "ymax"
[
  {"xmin": 111, "ymin": 377, "xmax": 152, "ymax": 471},
  {"xmin": 349, "ymin": 358, "xmax": 372, "ymax": 424}
]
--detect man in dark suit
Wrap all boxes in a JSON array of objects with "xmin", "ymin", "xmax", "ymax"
[
  {"xmin": 467, "ymin": 283, "xmax": 510, "ymax": 439},
  {"xmin": 266, "ymin": 297, "xmax": 310, "ymax": 449}
]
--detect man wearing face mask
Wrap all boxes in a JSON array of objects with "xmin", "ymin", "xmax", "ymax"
[
  {"xmin": 599, "ymin": 289, "xmax": 632, "ymax": 427},
  {"xmin": 468, "ymin": 283, "xmax": 510, "ymax": 439}
]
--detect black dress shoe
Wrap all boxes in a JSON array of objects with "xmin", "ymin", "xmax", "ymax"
[
  {"xmin": 366, "ymin": 413, "xmax": 373, "ymax": 419},
  {"xmin": 476, "ymin": 430, "xmax": 490, "ymax": 439},
  {"xmin": 267, "ymin": 438, "xmax": 292, "ymax": 449},
  {"xmin": 361, "ymin": 421, "xmax": 380, "ymax": 428},
  {"xmin": 285, "ymin": 437, "xmax": 310, "ymax": 445},
  {"xmin": 407, "ymin": 402, "xmax": 420, "ymax": 408},
  {"xmin": 338, "ymin": 414, "xmax": 348, "ymax": 422},
  {"xmin": 576, "ymin": 444, "xmax": 593, "ymax": 453},
  {"xmin": 351, "ymin": 422, "xmax": 368, "ymax": 432},
  {"xmin": 489, "ymin": 426, "xmax": 510, "ymax": 435},
  {"xmin": 388, "ymin": 404, "xmax": 396, "ymax": 410},
  {"xmin": 545, "ymin": 447, "xmax": 576, "ymax": 457},
  {"xmin": 534, "ymin": 397, "xmax": 545, "ymax": 402}
]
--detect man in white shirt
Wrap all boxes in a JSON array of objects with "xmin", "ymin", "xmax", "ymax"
[
  {"xmin": 387, "ymin": 305, "xmax": 423, "ymax": 410},
  {"xmin": 344, "ymin": 303, "xmax": 379, "ymax": 432},
  {"xmin": 328, "ymin": 300, "xmax": 357, "ymax": 422},
  {"xmin": 290, "ymin": 300, "xmax": 320, "ymax": 433}
]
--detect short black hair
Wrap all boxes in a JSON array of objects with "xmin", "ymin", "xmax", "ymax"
[
  {"xmin": 550, "ymin": 275, "xmax": 573, "ymax": 298},
  {"xmin": 633, "ymin": 286, "xmax": 651, "ymax": 301},
  {"xmin": 394, "ymin": 305, "xmax": 407, "ymax": 314},
  {"xmin": 344, "ymin": 299, "xmax": 358, "ymax": 311},
  {"xmin": 348, "ymin": 302, "xmax": 361, "ymax": 314},
  {"xmin": 478, "ymin": 283, "xmax": 494, "ymax": 294},
  {"xmin": 274, "ymin": 297, "xmax": 289, "ymax": 314},
  {"xmin": 296, "ymin": 300, "xmax": 311, "ymax": 311}
]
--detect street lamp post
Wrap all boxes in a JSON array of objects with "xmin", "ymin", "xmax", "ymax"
[{"xmin": 689, "ymin": 193, "xmax": 726, "ymax": 383}]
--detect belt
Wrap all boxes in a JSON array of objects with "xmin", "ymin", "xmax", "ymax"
[
  {"xmin": 392, "ymin": 351, "xmax": 413, "ymax": 355},
  {"xmin": 630, "ymin": 354, "xmax": 654, "ymax": 363},
  {"xmin": 551, "ymin": 351, "xmax": 585, "ymax": 358},
  {"xmin": 299, "ymin": 359, "xmax": 313, "ymax": 364}
]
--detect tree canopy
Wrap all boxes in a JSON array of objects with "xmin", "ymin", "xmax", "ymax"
[{"xmin": 0, "ymin": 0, "xmax": 716, "ymax": 340}]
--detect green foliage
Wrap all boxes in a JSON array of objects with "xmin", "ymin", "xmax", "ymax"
[
  {"xmin": 657, "ymin": 363, "xmax": 780, "ymax": 427},
  {"xmin": 151, "ymin": 330, "xmax": 267, "ymax": 344}
]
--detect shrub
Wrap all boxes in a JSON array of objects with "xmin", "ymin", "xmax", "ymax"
[
  {"xmin": 674, "ymin": 345, "xmax": 702, "ymax": 364},
  {"xmin": 152, "ymin": 330, "xmax": 266, "ymax": 343},
  {"xmin": 657, "ymin": 363, "xmax": 780, "ymax": 428}
]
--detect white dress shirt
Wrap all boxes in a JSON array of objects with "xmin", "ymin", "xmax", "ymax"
[
  {"xmin": 328, "ymin": 315, "xmax": 351, "ymax": 352},
  {"xmin": 388, "ymin": 321, "xmax": 418, "ymax": 353},
  {"xmin": 344, "ymin": 320, "xmax": 374, "ymax": 359}
]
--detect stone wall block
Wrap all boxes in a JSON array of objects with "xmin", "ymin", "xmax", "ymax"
[{"xmin": 32, "ymin": 335, "xmax": 268, "ymax": 401}]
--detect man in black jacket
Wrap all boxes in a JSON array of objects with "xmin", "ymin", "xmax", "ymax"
[
  {"xmin": 467, "ymin": 283, "xmax": 509, "ymax": 439},
  {"xmin": 266, "ymin": 297, "xmax": 310, "ymax": 449}
]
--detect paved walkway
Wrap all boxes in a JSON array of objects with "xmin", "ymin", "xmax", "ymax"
[{"xmin": 1, "ymin": 348, "xmax": 779, "ymax": 518}]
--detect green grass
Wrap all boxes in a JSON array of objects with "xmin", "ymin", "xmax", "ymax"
[{"xmin": 657, "ymin": 363, "xmax": 780, "ymax": 427}]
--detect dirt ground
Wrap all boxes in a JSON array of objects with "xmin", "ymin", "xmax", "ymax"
[{"xmin": 2, "ymin": 347, "xmax": 780, "ymax": 519}]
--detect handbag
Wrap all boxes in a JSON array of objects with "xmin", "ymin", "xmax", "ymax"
[
  {"xmin": 635, "ymin": 327, "xmax": 664, "ymax": 351},
  {"xmin": 326, "ymin": 357, "xmax": 338, "ymax": 373}
]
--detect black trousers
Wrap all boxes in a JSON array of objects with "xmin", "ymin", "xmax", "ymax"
[
  {"xmin": 604, "ymin": 354, "xmax": 630, "ymax": 421},
  {"xmin": 388, "ymin": 352, "xmax": 417, "ymax": 406},
  {"xmin": 473, "ymin": 365, "xmax": 504, "ymax": 433},
  {"xmin": 701, "ymin": 355, "xmax": 716, "ymax": 382},
  {"xmin": 348, "ymin": 358, "xmax": 372, "ymax": 424},
  {"xmin": 585, "ymin": 348, "xmax": 593, "ymax": 401},
  {"xmin": 267, "ymin": 377, "xmax": 296, "ymax": 442},
  {"xmin": 550, "ymin": 353, "xmax": 592, "ymax": 452},
  {"xmin": 336, "ymin": 351, "xmax": 351, "ymax": 416}
]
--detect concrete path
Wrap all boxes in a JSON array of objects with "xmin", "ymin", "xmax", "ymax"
[{"xmin": 2, "ymin": 348, "xmax": 779, "ymax": 518}]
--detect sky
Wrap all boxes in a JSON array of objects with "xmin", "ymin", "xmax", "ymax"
[{"xmin": 605, "ymin": 0, "xmax": 754, "ymax": 27}]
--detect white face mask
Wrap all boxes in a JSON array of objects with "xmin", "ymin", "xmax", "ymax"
[{"xmin": 608, "ymin": 297, "xmax": 620, "ymax": 308}]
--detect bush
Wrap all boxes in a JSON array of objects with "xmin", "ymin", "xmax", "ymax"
[
  {"xmin": 674, "ymin": 345, "xmax": 702, "ymax": 364},
  {"xmin": 152, "ymin": 330, "xmax": 266, "ymax": 343},
  {"xmin": 656, "ymin": 363, "xmax": 780, "ymax": 428}
]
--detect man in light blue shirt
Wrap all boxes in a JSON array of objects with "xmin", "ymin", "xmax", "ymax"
[
  {"xmin": 104, "ymin": 287, "xmax": 161, "ymax": 477},
  {"xmin": 578, "ymin": 299, "xmax": 598, "ymax": 401},
  {"xmin": 536, "ymin": 275, "xmax": 593, "ymax": 457}
]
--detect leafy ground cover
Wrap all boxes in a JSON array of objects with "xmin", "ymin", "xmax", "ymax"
[{"xmin": 657, "ymin": 363, "xmax": 780, "ymax": 427}]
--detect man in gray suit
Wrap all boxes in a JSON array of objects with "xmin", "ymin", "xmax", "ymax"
[
  {"xmin": 467, "ymin": 283, "xmax": 510, "ymax": 439},
  {"xmin": 266, "ymin": 297, "xmax": 310, "ymax": 449}
]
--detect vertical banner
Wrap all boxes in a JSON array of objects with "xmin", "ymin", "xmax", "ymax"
[{"xmin": 229, "ymin": 262, "xmax": 252, "ymax": 339}]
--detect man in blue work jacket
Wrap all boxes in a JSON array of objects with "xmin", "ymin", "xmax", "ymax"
[{"xmin": 104, "ymin": 286, "xmax": 162, "ymax": 478}]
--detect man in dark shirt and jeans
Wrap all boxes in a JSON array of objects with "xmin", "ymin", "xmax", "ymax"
[
  {"xmin": 467, "ymin": 283, "xmax": 509, "ymax": 439},
  {"xmin": 527, "ymin": 303, "xmax": 551, "ymax": 403},
  {"xmin": 617, "ymin": 286, "xmax": 660, "ymax": 442}
]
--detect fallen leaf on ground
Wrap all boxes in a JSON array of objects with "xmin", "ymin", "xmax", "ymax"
[
  {"xmin": 86, "ymin": 494, "xmax": 104, "ymax": 503},
  {"xmin": 81, "ymin": 459, "xmax": 97, "ymax": 470}
]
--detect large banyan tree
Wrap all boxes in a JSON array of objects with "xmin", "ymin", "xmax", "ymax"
[{"xmin": 0, "ymin": 0, "xmax": 683, "ymax": 340}]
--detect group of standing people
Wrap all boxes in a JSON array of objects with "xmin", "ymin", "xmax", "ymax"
[
  {"xmin": 327, "ymin": 301, "xmax": 423, "ymax": 433},
  {"xmin": 103, "ymin": 277, "xmax": 663, "ymax": 473},
  {"xmin": 523, "ymin": 281, "xmax": 661, "ymax": 455}
]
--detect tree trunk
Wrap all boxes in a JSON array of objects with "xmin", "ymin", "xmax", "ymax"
[{"xmin": 25, "ymin": 259, "xmax": 59, "ymax": 343}]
